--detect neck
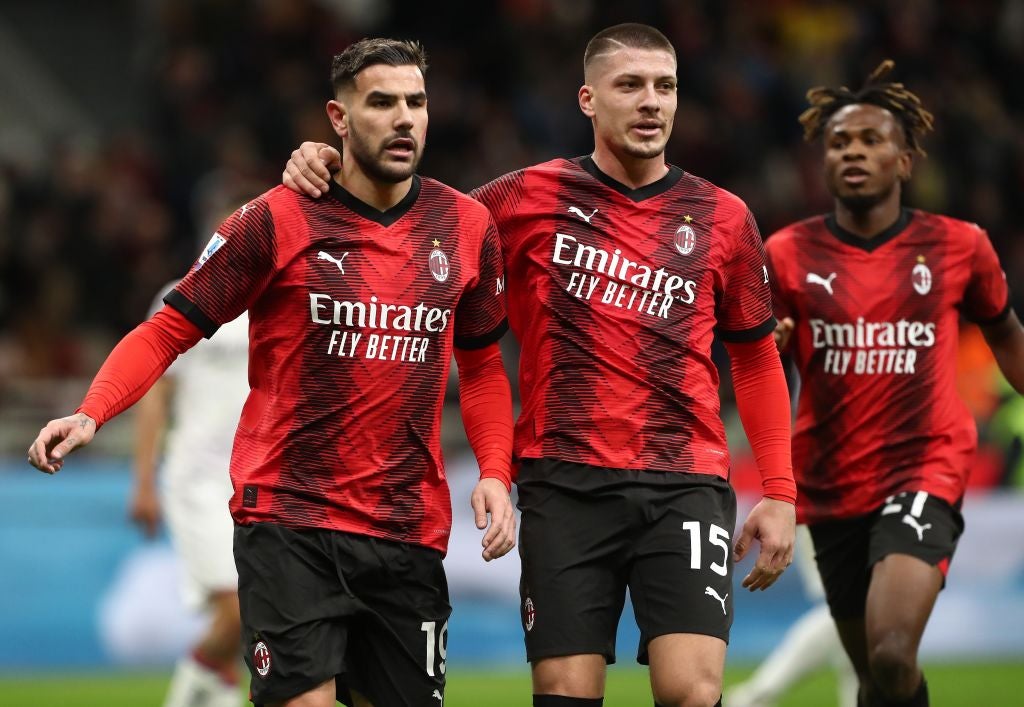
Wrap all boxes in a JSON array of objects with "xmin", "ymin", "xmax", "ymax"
[
  {"xmin": 335, "ymin": 159, "xmax": 412, "ymax": 211},
  {"xmin": 590, "ymin": 143, "xmax": 668, "ymax": 189},
  {"xmin": 834, "ymin": 190, "xmax": 902, "ymax": 239}
]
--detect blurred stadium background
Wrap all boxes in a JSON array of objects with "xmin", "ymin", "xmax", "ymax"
[{"xmin": 1, "ymin": 1, "xmax": 1023, "ymax": 705}]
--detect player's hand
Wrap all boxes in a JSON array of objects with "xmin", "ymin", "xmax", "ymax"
[
  {"xmin": 282, "ymin": 142, "xmax": 340, "ymax": 198},
  {"xmin": 470, "ymin": 477, "xmax": 516, "ymax": 562},
  {"xmin": 27, "ymin": 413, "xmax": 97, "ymax": 474},
  {"xmin": 734, "ymin": 497, "xmax": 796, "ymax": 591},
  {"xmin": 130, "ymin": 483, "xmax": 162, "ymax": 538},
  {"xmin": 773, "ymin": 317, "xmax": 795, "ymax": 352}
]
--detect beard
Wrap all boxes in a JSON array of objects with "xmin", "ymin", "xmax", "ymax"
[
  {"xmin": 621, "ymin": 139, "xmax": 667, "ymax": 160},
  {"xmin": 831, "ymin": 179, "xmax": 898, "ymax": 214},
  {"xmin": 347, "ymin": 124, "xmax": 421, "ymax": 184}
]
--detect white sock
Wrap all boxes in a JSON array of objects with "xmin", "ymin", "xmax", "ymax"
[
  {"xmin": 163, "ymin": 655, "xmax": 240, "ymax": 707},
  {"xmin": 726, "ymin": 603, "xmax": 842, "ymax": 706}
]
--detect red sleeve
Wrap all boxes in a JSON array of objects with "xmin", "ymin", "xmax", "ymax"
[
  {"xmin": 453, "ymin": 215, "xmax": 508, "ymax": 350},
  {"xmin": 963, "ymin": 225, "xmax": 1010, "ymax": 325},
  {"xmin": 725, "ymin": 335, "xmax": 796, "ymax": 503},
  {"xmin": 454, "ymin": 342, "xmax": 514, "ymax": 491},
  {"xmin": 716, "ymin": 207, "xmax": 776, "ymax": 342},
  {"xmin": 77, "ymin": 305, "xmax": 204, "ymax": 428}
]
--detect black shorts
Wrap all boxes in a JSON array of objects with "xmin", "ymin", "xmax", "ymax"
[
  {"xmin": 516, "ymin": 458, "xmax": 736, "ymax": 665},
  {"xmin": 809, "ymin": 491, "xmax": 964, "ymax": 621},
  {"xmin": 235, "ymin": 524, "xmax": 451, "ymax": 707}
]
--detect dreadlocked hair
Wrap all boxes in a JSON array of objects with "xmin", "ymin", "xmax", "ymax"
[{"xmin": 798, "ymin": 60, "xmax": 935, "ymax": 156}]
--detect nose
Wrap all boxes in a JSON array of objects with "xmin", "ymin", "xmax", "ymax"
[
  {"xmin": 638, "ymin": 83, "xmax": 661, "ymax": 113},
  {"xmin": 394, "ymin": 100, "xmax": 414, "ymax": 130}
]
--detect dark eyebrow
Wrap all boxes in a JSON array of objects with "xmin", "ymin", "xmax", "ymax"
[
  {"xmin": 614, "ymin": 73, "xmax": 676, "ymax": 83},
  {"xmin": 365, "ymin": 90, "xmax": 426, "ymax": 102}
]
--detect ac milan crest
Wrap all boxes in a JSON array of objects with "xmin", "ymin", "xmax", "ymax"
[
  {"xmin": 429, "ymin": 248, "xmax": 450, "ymax": 283},
  {"xmin": 524, "ymin": 597, "xmax": 535, "ymax": 631},
  {"xmin": 253, "ymin": 640, "xmax": 272, "ymax": 677},
  {"xmin": 674, "ymin": 224, "xmax": 696, "ymax": 255},
  {"xmin": 911, "ymin": 262, "xmax": 932, "ymax": 295}
]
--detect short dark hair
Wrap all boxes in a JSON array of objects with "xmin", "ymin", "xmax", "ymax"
[
  {"xmin": 799, "ymin": 60, "xmax": 935, "ymax": 156},
  {"xmin": 583, "ymin": 23, "xmax": 675, "ymax": 75},
  {"xmin": 330, "ymin": 38, "xmax": 427, "ymax": 96}
]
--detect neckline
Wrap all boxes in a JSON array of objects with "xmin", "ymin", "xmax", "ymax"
[
  {"xmin": 578, "ymin": 156, "xmax": 683, "ymax": 202},
  {"xmin": 327, "ymin": 175, "xmax": 421, "ymax": 227},
  {"xmin": 825, "ymin": 207, "xmax": 913, "ymax": 252}
]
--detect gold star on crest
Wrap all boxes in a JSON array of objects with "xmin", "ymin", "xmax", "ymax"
[
  {"xmin": 917, "ymin": 254, "xmax": 926, "ymax": 263},
  {"xmin": 432, "ymin": 239, "xmax": 441, "ymax": 247},
  {"xmin": 684, "ymin": 215, "xmax": 693, "ymax": 223}
]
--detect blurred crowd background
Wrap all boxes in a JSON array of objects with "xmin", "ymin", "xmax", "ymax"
[
  {"xmin": 1, "ymin": 0, "xmax": 1022, "ymax": 486},
  {"xmin": 1, "ymin": 0, "xmax": 1024, "ymax": 678}
]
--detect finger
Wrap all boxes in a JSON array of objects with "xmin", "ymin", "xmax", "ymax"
[
  {"xmin": 317, "ymin": 144, "xmax": 341, "ymax": 172},
  {"xmin": 285, "ymin": 162, "xmax": 323, "ymax": 198},
  {"xmin": 298, "ymin": 144, "xmax": 332, "ymax": 187},
  {"xmin": 471, "ymin": 493, "xmax": 488, "ymax": 530},
  {"xmin": 733, "ymin": 524, "xmax": 755, "ymax": 562},
  {"xmin": 51, "ymin": 434, "xmax": 79, "ymax": 461}
]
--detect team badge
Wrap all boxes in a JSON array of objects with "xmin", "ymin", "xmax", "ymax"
[
  {"xmin": 195, "ymin": 232, "xmax": 226, "ymax": 270},
  {"xmin": 674, "ymin": 224, "xmax": 697, "ymax": 255},
  {"xmin": 429, "ymin": 239, "xmax": 450, "ymax": 282},
  {"xmin": 253, "ymin": 640, "xmax": 272, "ymax": 677},
  {"xmin": 912, "ymin": 256, "xmax": 932, "ymax": 295},
  {"xmin": 524, "ymin": 597, "xmax": 535, "ymax": 631}
]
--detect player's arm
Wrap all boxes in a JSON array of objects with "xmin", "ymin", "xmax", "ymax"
[
  {"xmin": 764, "ymin": 238, "xmax": 796, "ymax": 353},
  {"xmin": 282, "ymin": 142, "xmax": 340, "ymax": 197},
  {"xmin": 130, "ymin": 376, "xmax": 174, "ymax": 538},
  {"xmin": 454, "ymin": 343, "xmax": 515, "ymax": 562},
  {"xmin": 725, "ymin": 334, "xmax": 797, "ymax": 592},
  {"xmin": 27, "ymin": 306, "xmax": 203, "ymax": 473},
  {"xmin": 981, "ymin": 309, "xmax": 1024, "ymax": 394}
]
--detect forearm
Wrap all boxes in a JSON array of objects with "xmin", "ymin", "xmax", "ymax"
[
  {"xmin": 454, "ymin": 343, "xmax": 514, "ymax": 491},
  {"xmin": 79, "ymin": 305, "xmax": 203, "ymax": 428},
  {"xmin": 984, "ymin": 311, "xmax": 1024, "ymax": 394},
  {"xmin": 725, "ymin": 335, "xmax": 796, "ymax": 503}
]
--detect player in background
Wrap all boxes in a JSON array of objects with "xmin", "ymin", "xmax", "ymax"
[
  {"xmin": 29, "ymin": 38, "xmax": 516, "ymax": 707},
  {"xmin": 283, "ymin": 23, "xmax": 796, "ymax": 707},
  {"xmin": 766, "ymin": 61, "xmax": 1024, "ymax": 707},
  {"xmin": 724, "ymin": 526, "xmax": 856, "ymax": 707},
  {"xmin": 130, "ymin": 278, "xmax": 248, "ymax": 707}
]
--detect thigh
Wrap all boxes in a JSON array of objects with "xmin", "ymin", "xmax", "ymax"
[
  {"xmin": 340, "ymin": 536, "xmax": 452, "ymax": 707},
  {"xmin": 517, "ymin": 478, "xmax": 630, "ymax": 664},
  {"xmin": 647, "ymin": 633, "xmax": 726, "ymax": 705},
  {"xmin": 629, "ymin": 478, "xmax": 736, "ymax": 664},
  {"xmin": 234, "ymin": 524, "xmax": 352, "ymax": 706},
  {"xmin": 865, "ymin": 553, "xmax": 941, "ymax": 657},
  {"xmin": 809, "ymin": 515, "xmax": 873, "ymax": 621}
]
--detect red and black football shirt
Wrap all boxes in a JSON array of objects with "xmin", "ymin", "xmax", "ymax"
[
  {"xmin": 767, "ymin": 209, "xmax": 1010, "ymax": 524},
  {"xmin": 471, "ymin": 156, "xmax": 774, "ymax": 477},
  {"xmin": 166, "ymin": 177, "xmax": 507, "ymax": 553}
]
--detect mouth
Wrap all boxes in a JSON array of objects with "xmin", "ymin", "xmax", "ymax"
[
  {"xmin": 630, "ymin": 120, "xmax": 664, "ymax": 138},
  {"xmin": 840, "ymin": 166, "xmax": 870, "ymax": 185},
  {"xmin": 384, "ymin": 137, "xmax": 416, "ymax": 159}
]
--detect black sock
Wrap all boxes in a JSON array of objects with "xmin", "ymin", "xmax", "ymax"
[
  {"xmin": 653, "ymin": 698, "xmax": 721, "ymax": 707},
  {"xmin": 533, "ymin": 696, "xmax": 603, "ymax": 707}
]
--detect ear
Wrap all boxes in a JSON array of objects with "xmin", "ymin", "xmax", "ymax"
[
  {"xmin": 579, "ymin": 84, "xmax": 596, "ymax": 118},
  {"xmin": 326, "ymin": 99, "xmax": 348, "ymax": 139},
  {"xmin": 897, "ymin": 149, "xmax": 913, "ymax": 182}
]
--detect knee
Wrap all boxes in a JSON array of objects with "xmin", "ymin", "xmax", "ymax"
[
  {"xmin": 652, "ymin": 677, "xmax": 721, "ymax": 707},
  {"xmin": 868, "ymin": 635, "xmax": 918, "ymax": 694}
]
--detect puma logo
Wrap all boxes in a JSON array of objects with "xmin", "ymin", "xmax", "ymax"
[
  {"xmin": 568, "ymin": 206, "xmax": 598, "ymax": 223},
  {"xmin": 705, "ymin": 586, "xmax": 728, "ymax": 615},
  {"xmin": 239, "ymin": 202, "xmax": 253, "ymax": 218},
  {"xmin": 806, "ymin": 272, "xmax": 837, "ymax": 295},
  {"xmin": 432, "ymin": 689, "xmax": 443, "ymax": 703},
  {"xmin": 317, "ymin": 250, "xmax": 348, "ymax": 274},
  {"xmin": 902, "ymin": 515, "xmax": 932, "ymax": 542}
]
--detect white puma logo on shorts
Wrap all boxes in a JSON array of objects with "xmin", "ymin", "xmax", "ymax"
[
  {"xmin": 902, "ymin": 514, "xmax": 932, "ymax": 542},
  {"xmin": 705, "ymin": 586, "xmax": 728, "ymax": 615}
]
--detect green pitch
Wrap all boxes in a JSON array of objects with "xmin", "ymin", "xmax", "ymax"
[{"xmin": 0, "ymin": 662, "xmax": 1020, "ymax": 706}]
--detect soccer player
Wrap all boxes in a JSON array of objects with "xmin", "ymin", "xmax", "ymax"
[
  {"xmin": 130, "ymin": 282, "xmax": 248, "ymax": 707},
  {"xmin": 28, "ymin": 38, "xmax": 516, "ymax": 707},
  {"xmin": 765, "ymin": 61, "xmax": 1024, "ymax": 707},
  {"xmin": 284, "ymin": 24, "xmax": 796, "ymax": 707}
]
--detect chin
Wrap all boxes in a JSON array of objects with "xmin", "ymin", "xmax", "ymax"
[
  {"xmin": 836, "ymin": 192, "xmax": 883, "ymax": 212},
  {"xmin": 622, "ymin": 141, "xmax": 667, "ymax": 160}
]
